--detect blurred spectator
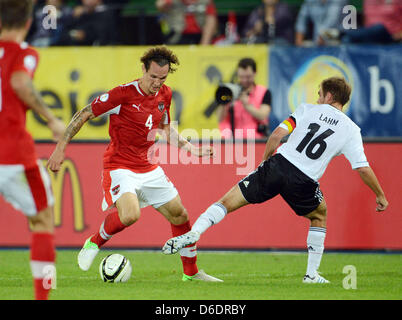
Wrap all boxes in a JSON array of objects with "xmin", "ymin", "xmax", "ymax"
[
  {"xmin": 217, "ymin": 58, "xmax": 272, "ymax": 140},
  {"xmin": 30, "ymin": 0, "xmax": 73, "ymax": 47},
  {"xmin": 213, "ymin": 11, "xmax": 240, "ymax": 46},
  {"xmin": 295, "ymin": 0, "xmax": 347, "ymax": 46},
  {"xmin": 323, "ymin": 0, "xmax": 402, "ymax": 44},
  {"xmin": 58, "ymin": 0, "xmax": 117, "ymax": 45},
  {"xmin": 241, "ymin": 0, "xmax": 295, "ymax": 45},
  {"xmin": 155, "ymin": 0, "xmax": 218, "ymax": 45}
]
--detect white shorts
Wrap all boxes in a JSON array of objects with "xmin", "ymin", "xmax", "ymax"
[
  {"xmin": 101, "ymin": 166, "xmax": 178, "ymax": 211},
  {"xmin": 0, "ymin": 161, "xmax": 54, "ymax": 217}
]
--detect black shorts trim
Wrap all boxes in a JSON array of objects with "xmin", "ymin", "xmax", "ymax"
[{"xmin": 238, "ymin": 154, "xmax": 323, "ymax": 216}]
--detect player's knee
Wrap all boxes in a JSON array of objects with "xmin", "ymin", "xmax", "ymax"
[
  {"xmin": 116, "ymin": 193, "xmax": 140, "ymax": 226},
  {"xmin": 315, "ymin": 212, "xmax": 327, "ymax": 226},
  {"xmin": 317, "ymin": 201, "xmax": 327, "ymax": 218},
  {"xmin": 118, "ymin": 206, "xmax": 140, "ymax": 226},
  {"xmin": 120, "ymin": 214, "xmax": 138, "ymax": 226},
  {"xmin": 122, "ymin": 211, "xmax": 140, "ymax": 226},
  {"xmin": 29, "ymin": 207, "xmax": 54, "ymax": 233},
  {"xmin": 308, "ymin": 203, "xmax": 327, "ymax": 226},
  {"xmin": 169, "ymin": 207, "xmax": 188, "ymax": 225},
  {"xmin": 218, "ymin": 199, "xmax": 232, "ymax": 214}
]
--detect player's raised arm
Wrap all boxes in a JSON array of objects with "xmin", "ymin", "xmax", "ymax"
[
  {"xmin": 10, "ymin": 71, "xmax": 65, "ymax": 141},
  {"xmin": 47, "ymin": 105, "xmax": 95, "ymax": 172}
]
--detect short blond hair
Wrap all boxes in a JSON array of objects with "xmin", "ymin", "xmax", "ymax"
[{"xmin": 321, "ymin": 77, "xmax": 352, "ymax": 106}]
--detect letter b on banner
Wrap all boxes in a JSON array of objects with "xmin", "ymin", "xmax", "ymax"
[{"xmin": 369, "ymin": 66, "xmax": 395, "ymax": 114}]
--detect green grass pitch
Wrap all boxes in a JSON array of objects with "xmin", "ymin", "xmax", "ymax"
[{"xmin": 0, "ymin": 249, "xmax": 401, "ymax": 300}]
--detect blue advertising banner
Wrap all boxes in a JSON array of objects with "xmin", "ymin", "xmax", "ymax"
[{"xmin": 268, "ymin": 44, "xmax": 402, "ymax": 137}]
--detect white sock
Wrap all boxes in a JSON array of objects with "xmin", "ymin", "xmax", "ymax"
[
  {"xmin": 191, "ymin": 203, "xmax": 227, "ymax": 235},
  {"xmin": 178, "ymin": 244, "xmax": 197, "ymax": 258},
  {"xmin": 306, "ymin": 227, "xmax": 326, "ymax": 277}
]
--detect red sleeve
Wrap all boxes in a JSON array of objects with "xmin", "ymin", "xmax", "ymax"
[
  {"xmin": 11, "ymin": 47, "xmax": 39, "ymax": 79},
  {"xmin": 206, "ymin": 0, "xmax": 217, "ymax": 16},
  {"xmin": 91, "ymin": 85, "xmax": 129, "ymax": 117}
]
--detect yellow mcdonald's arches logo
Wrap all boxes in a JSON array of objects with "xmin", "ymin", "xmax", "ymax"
[
  {"xmin": 288, "ymin": 55, "xmax": 354, "ymax": 112},
  {"xmin": 41, "ymin": 158, "xmax": 85, "ymax": 231}
]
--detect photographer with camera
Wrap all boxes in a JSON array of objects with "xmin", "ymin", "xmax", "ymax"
[{"xmin": 216, "ymin": 58, "xmax": 272, "ymax": 139}]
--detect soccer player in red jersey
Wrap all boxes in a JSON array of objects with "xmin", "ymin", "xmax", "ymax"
[
  {"xmin": 0, "ymin": 0, "xmax": 65, "ymax": 300},
  {"xmin": 48, "ymin": 46, "xmax": 222, "ymax": 282}
]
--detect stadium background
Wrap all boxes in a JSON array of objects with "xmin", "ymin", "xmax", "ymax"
[{"xmin": 1, "ymin": 0, "xmax": 401, "ymax": 251}]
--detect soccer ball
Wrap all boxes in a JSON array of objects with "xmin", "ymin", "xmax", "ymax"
[{"xmin": 99, "ymin": 254, "xmax": 132, "ymax": 283}]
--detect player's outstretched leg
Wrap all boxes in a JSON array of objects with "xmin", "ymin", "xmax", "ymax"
[
  {"xmin": 162, "ymin": 202, "xmax": 227, "ymax": 254},
  {"xmin": 163, "ymin": 185, "xmax": 248, "ymax": 255},
  {"xmin": 162, "ymin": 230, "xmax": 200, "ymax": 255},
  {"xmin": 158, "ymin": 195, "xmax": 223, "ymax": 282}
]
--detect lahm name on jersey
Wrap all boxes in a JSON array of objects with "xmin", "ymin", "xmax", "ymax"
[{"xmin": 319, "ymin": 113, "xmax": 339, "ymax": 126}]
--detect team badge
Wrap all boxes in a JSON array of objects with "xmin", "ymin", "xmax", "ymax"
[
  {"xmin": 158, "ymin": 102, "xmax": 165, "ymax": 112},
  {"xmin": 111, "ymin": 184, "xmax": 120, "ymax": 196},
  {"xmin": 100, "ymin": 93, "xmax": 109, "ymax": 102}
]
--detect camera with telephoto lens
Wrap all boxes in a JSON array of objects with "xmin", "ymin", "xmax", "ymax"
[
  {"xmin": 215, "ymin": 83, "xmax": 242, "ymax": 104},
  {"xmin": 215, "ymin": 83, "xmax": 270, "ymax": 137}
]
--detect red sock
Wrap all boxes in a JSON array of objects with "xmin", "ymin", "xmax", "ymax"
[
  {"xmin": 91, "ymin": 211, "xmax": 127, "ymax": 247},
  {"xmin": 171, "ymin": 221, "xmax": 198, "ymax": 276},
  {"xmin": 30, "ymin": 233, "xmax": 56, "ymax": 300}
]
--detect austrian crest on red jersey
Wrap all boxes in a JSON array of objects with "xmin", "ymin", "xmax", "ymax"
[{"xmin": 158, "ymin": 102, "xmax": 165, "ymax": 112}]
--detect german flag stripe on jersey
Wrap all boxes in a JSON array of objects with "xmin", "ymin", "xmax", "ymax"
[{"xmin": 282, "ymin": 116, "xmax": 296, "ymax": 133}]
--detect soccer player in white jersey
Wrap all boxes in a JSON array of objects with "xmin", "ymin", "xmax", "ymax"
[{"xmin": 162, "ymin": 77, "xmax": 389, "ymax": 284}]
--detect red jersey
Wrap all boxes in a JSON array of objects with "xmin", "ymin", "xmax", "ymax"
[
  {"xmin": 91, "ymin": 80, "xmax": 172, "ymax": 173},
  {"xmin": 183, "ymin": 0, "xmax": 217, "ymax": 34},
  {"xmin": 0, "ymin": 41, "xmax": 39, "ymax": 168}
]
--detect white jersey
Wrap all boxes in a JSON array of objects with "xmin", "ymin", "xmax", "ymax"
[{"xmin": 277, "ymin": 103, "xmax": 369, "ymax": 181}]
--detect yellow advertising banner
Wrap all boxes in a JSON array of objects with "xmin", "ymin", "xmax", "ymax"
[{"xmin": 29, "ymin": 45, "xmax": 268, "ymax": 140}]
